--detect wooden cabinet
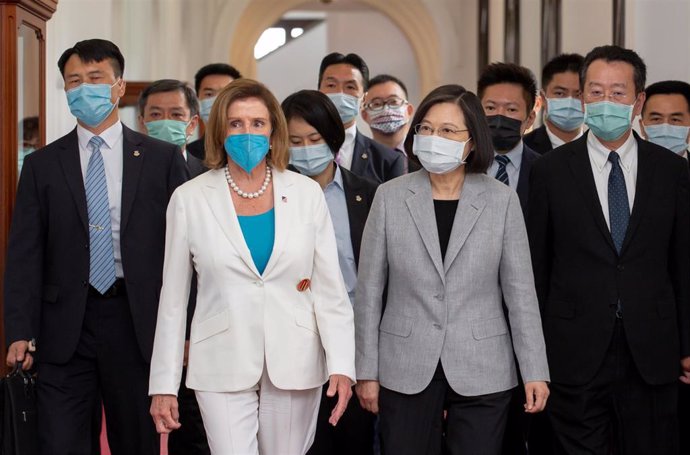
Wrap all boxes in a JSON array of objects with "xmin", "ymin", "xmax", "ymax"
[{"xmin": 0, "ymin": 0, "xmax": 57, "ymax": 367}]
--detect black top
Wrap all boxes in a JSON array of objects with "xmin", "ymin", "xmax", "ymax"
[{"xmin": 434, "ymin": 199, "xmax": 459, "ymax": 261}]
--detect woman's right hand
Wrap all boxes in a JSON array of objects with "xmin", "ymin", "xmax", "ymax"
[
  {"xmin": 355, "ymin": 380, "xmax": 380, "ymax": 414},
  {"xmin": 150, "ymin": 394, "xmax": 182, "ymax": 434}
]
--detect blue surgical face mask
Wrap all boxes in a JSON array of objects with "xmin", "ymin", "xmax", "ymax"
[
  {"xmin": 224, "ymin": 133, "xmax": 270, "ymax": 173},
  {"xmin": 145, "ymin": 119, "xmax": 190, "ymax": 147},
  {"xmin": 289, "ymin": 143, "xmax": 334, "ymax": 176},
  {"xmin": 644, "ymin": 123, "xmax": 690, "ymax": 155},
  {"xmin": 546, "ymin": 97, "xmax": 584, "ymax": 132},
  {"xmin": 326, "ymin": 93, "xmax": 360, "ymax": 124},
  {"xmin": 66, "ymin": 80, "xmax": 120, "ymax": 127},
  {"xmin": 412, "ymin": 134, "xmax": 469, "ymax": 174},
  {"xmin": 584, "ymin": 101, "xmax": 634, "ymax": 142},
  {"xmin": 200, "ymin": 96, "xmax": 216, "ymax": 124}
]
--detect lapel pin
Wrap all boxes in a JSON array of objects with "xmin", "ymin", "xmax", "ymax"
[
  {"xmin": 355, "ymin": 195, "xmax": 362, "ymax": 202},
  {"xmin": 282, "ymin": 196, "xmax": 288, "ymax": 203},
  {"xmin": 133, "ymin": 150, "xmax": 140, "ymax": 157},
  {"xmin": 297, "ymin": 278, "xmax": 311, "ymax": 292},
  {"xmin": 361, "ymin": 153, "xmax": 368, "ymax": 160}
]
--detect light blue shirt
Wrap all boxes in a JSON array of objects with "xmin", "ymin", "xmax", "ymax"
[
  {"xmin": 488, "ymin": 141, "xmax": 524, "ymax": 192},
  {"xmin": 324, "ymin": 167, "xmax": 357, "ymax": 305}
]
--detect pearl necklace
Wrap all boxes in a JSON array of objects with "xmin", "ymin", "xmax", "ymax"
[{"xmin": 224, "ymin": 165, "xmax": 272, "ymax": 199}]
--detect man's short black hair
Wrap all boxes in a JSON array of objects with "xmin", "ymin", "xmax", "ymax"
[
  {"xmin": 318, "ymin": 52, "xmax": 370, "ymax": 90},
  {"xmin": 138, "ymin": 79, "xmax": 200, "ymax": 118},
  {"xmin": 281, "ymin": 90, "xmax": 345, "ymax": 155},
  {"xmin": 542, "ymin": 53, "xmax": 584, "ymax": 89},
  {"xmin": 58, "ymin": 39, "xmax": 125, "ymax": 79},
  {"xmin": 580, "ymin": 45, "xmax": 647, "ymax": 95},
  {"xmin": 368, "ymin": 74, "xmax": 409, "ymax": 99},
  {"xmin": 194, "ymin": 63, "xmax": 242, "ymax": 94},
  {"xmin": 477, "ymin": 62, "xmax": 538, "ymax": 112},
  {"xmin": 643, "ymin": 80, "xmax": 690, "ymax": 115}
]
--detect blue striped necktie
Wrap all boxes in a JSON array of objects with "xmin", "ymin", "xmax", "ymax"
[
  {"xmin": 494, "ymin": 154, "xmax": 511, "ymax": 185},
  {"xmin": 85, "ymin": 136, "xmax": 116, "ymax": 294},
  {"xmin": 608, "ymin": 151, "xmax": 630, "ymax": 254}
]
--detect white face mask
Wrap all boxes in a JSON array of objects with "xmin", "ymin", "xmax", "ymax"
[{"xmin": 412, "ymin": 134, "xmax": 469, "ymax": 174}]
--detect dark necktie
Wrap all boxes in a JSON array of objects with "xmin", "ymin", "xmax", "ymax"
[
  {"xmin": 494, "ymin": 155, "xmax": 510, "ymax": 186},
  {"xmin": 607, "ymin": 151, "xmax": 630, "ymax": 254}
]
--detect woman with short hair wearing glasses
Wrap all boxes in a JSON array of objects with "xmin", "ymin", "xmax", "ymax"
[{"xmin": 353, "ymin": 84, "xmax": 550, "ymax": 455}]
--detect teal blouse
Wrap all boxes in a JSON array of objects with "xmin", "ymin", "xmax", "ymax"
[{"xmin": 237, "ymin": 208, "xmax": 275, "ymax": 275}]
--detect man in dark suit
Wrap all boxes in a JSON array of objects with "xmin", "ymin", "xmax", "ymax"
[
  {"xmin": 361, "ymin": 74, "xmax": 420, "ymax": 173},
  {"xmin": 4, "ymin": 39, "xmax": 189, "ymax": 455},
  {"xmin": 524, "ymin": 54, "xmax": 585, "ymax": 155},
  {"xmin": 137, "ymin": 79, "xmax": 209, "ymax": 455},
  {"xmin": 528, "ymin": 45, "xmax": 690, "ymax": 455},
  {"xmin": 186, "ymin": 63, "xmax": 242, "ymax": 161},
  {"xmin": 318, "ymin": 52, "xmax": 405, "ymax": 183}
]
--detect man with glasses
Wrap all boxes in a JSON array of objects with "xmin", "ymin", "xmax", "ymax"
[
  {"xmin": 318, "ymin": 53, "xmax": 404, "ymax": 183},
  {"xmin": 478, "ymin": 62, "xmax": 541, "ymax": 220},
  {"xmin": 362, "ymin": 74, "xmax": 419, "ymax": 173}
]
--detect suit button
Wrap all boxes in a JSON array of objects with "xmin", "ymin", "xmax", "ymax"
[
  {"xmin": 255, "ymin": 281, "xmax": 264, "ymax": 287},
  {"xmin": 433, "ymin": 323, "xmax": 442, "ymax": 330},
  {"xmin": 617, "ymin": 264, "xmax": 624, "ymax": 271},
  {"xmin": 435, "ymin": 294, "xmax": 444, "ymax": 301},
  {"xmin": 82, "ymin": 280, "xmax": 88, "ymax": 287},
  {"xmin": 85, "ymin": 244, "xmax": 89, "ymax": 249}
]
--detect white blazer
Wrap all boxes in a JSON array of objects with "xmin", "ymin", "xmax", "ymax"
[{"xmin": 149, "ymin": 168, "xmax": 355, "ymax": 395}]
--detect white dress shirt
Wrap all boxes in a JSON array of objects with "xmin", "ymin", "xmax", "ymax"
[
  {"xmin": 488, "ymin": 141, "xmax": 523, "ymax": 192},
  {"xmin": 546, "ymin": 123, "xmax": 584, "ymax": 149},
  {"xmin": 77, "ymin": 122, "xmax": 124, "ymax": 277},
  {"xmin": 587, "ymin": 131, "xmax": 637, "ymax": 230},
  {"xmin": 336, "ymin": 124, "xmax": 357, "ymax": 170}
]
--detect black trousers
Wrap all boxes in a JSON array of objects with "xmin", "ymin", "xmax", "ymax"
[
  {"xmin": 36, "ymin": 290, "xmax": 159, "ymax": 455},
  {"xmin": 678, "ymin": 382, "xmax": 690, "ymax": 455},
  {"xmin": 307, "ymin": 383, "xmax": 376, "ymax": 455},
  {"xmin": 167, "ymin": 367, "xmax": 210, "ymax": 455},
  {"xmin": 501, "ymin": 382, "xmax": 554, "ymax": 455},
  {"xmin": 379, "ymin": 364, "xmax": 512, "ymax": 455},
  {"xmin": 548, "ymin": 320, "xmax": 678, "ymax": 455}
]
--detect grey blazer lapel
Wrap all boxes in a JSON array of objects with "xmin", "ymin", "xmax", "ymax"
[
  {"xmin": 201, "ymin": 169, "xmax": 261, "ymax": 277},
  {"xmin": 443, "ymin": 174, "xmax": 486, "ymax": 272},
  {"xmin": 405, "ymin": 171, "xmax": 445, "ymax": 283}
]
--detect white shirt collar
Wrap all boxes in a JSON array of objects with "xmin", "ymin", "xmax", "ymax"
[
  {"xmin": 587, "ymin": 130, "xmax": 636, "ymax": 173},
  {"xmin": 77, "ymin": 121, "xmax": 123, "ymax": 150},
  {"xmin": 343, "ymin": 123, "xmax": 357, "ymax": 148},
  {"xmin": 545, "ymin": 123, "xmax": 583, "ymax": 149}
]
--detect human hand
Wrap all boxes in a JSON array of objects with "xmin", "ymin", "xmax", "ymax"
[
  {"xmin": 150, "ymin": 394, "xmax": 181, "ymax": 434},
  {"xmin": 327, "ymin": 374, "xmax": 353, "ymax": 426},
  {"xmin": 680, "ymin": 357, "xmax": 690, "ymax": 385},
  {"xmin": 524, "ymin": 381, "xmax": 549, "ymax": 413},
  {"xmin": 355, "ymin": 379, "xmax": 380, "ymax": 414},
  {"xmin": 6, "ymin": 340, "xmax": 34, "ymax": 370}
]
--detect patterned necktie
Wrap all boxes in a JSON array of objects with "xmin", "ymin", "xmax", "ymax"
[
  {"xmin": 607, "ymin": 151, "xmax": 630, "ymax": 254},
  {"xmin": 494, "ymin": 154, "xmax": 511, "ymax": 186},
  {"xmin": 85, "ymin": 136, "xmax": 117, "ymax": 294}
]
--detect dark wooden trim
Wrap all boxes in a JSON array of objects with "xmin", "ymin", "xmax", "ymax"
[
  {"xmin": 504, "ymin": 0, "xmax": 520, "ymax": 64},
  {"xmin": 541, "ymin": 0, "xmax": 561, "ymax": 65},
  {"xmin": 613, "ymin": 0, "xmax": 625, "ymax": 46},
  {"xmin": 119, "ymin": 81, "xmax": 153, "ymax": 108},
  {"xmin": 478, "ymin": 0, "xmax": 489, "ymax": 75}
]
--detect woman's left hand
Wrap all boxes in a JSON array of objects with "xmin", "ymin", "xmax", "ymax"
[
  {"xmin": 523, "ymin": 381, "xmax": 549, "ymax": 413},
  {"xmin": 326, "ymin": 374, "xmax": 353, "ymax": 426}
]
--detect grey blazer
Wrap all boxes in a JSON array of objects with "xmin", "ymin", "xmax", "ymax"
[{"xmin": 355, "ymin": 170, "xmax": 549, "ymax": 396}]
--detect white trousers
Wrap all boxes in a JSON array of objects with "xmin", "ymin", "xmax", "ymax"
[{"xmin": 195, "ymin": 369, "xmax": 322, "ymax": 455}]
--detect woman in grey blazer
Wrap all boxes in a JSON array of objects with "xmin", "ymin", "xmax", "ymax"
[{"xmin": 354, "ymin": 85, "xmax": 550, "ymax": 455}]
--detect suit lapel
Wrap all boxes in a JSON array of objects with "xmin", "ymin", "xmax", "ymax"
[
  {"xmin": 566, "ymin": 135, "xmax": 617, "ymax": 254},
  {"xmin": 516, "ymin": 146, "xmax": 534, "ymax": 208},
  {"xmin": 201, "ymin": 170, "xmax": 261, "ymax": 277},
  {"xmin": 405, "ymin": 171, "xmax": 445, "ymax": 283},
  {"xmin": 350, "ymin": 131, "xmax": 368, "ymax": 176},
  {"xmin": 443, "ymin": 174, "xmax": 486, "ymax": 272},
  {"xmin": 58, "ymin": 129, "xmax": 88, "ymax": 233},
  {"xmin": 120, "ymin": 126, "xmax": 144, "ymax": 234},
  {"xmin": 261, "ymin": 169, "xmax": 293, "ymax": 277},
  {"xmin": 341, "ymin": 168, "xmax": 368, "ymax": 266},
  {"xmin": 620, "ymin": 137, "xmax": 656, "ymax": 255}
]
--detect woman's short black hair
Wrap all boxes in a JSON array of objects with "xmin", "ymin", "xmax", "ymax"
[
  {"xmin": 281, "ymin": 90, "xmax": 345, "ymax": 155},
  {"xmin": 405, "ymin": 84, "xmax": 494, "ymax": 174}
]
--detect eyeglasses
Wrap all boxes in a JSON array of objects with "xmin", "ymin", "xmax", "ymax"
[
  {"xmin": 364, "ymin": 97, "xmax": 408, "ymax": 111},
  {"xmin": 414, "ymin": 123, "xmax": 469, "ymax": 140}
]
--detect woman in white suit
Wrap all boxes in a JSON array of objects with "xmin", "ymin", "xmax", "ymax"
[{"xmin": 149, "ymin": 79, "xmax": 355, "ymax": 455}]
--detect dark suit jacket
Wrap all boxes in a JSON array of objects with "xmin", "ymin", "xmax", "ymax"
[
  {"xmin": 351, "ymin": 131, "xmax": 404, "ymax": 184},
  {"xmin": 523, "ymin": 125, "xmax": 554, "ymax": 155},
  {"xmin": 186, "ymin": 153, "xmax": 207, "ymax": 178},
  {"xmin": 339, "ymin": 167, "xmax": 379, "ymax": 266},
  {"xmin": 187, "ymin": 136, "xmax": 205, "ymax": 161},
  {"xmin": 515, "ymin": 143, "xmax": 541, "ymax": 220},
  {"xmin": 4, "ymin": 125, "xmax": 189, "ymax": 364},
  {"xmin": 528, "ymin": 131, "xmax": 690, "ymax": 386}
]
